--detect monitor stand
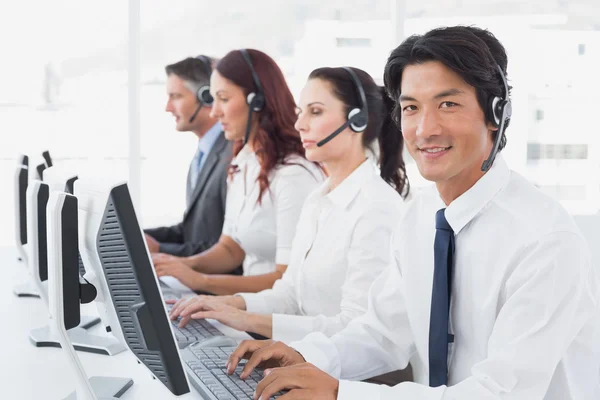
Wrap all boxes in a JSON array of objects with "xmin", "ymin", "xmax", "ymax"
[
  {"xmin": 30, "ymin": 318, "xmax": 125, "ymax": 356},
  {"xmin": 64, "ymin": 376, "xmax": 133, "ymax": 400},
  {"xmin": 12, "ymin": 250, "xmax": 41, "ymax": 298},
  {"xmin": 13, "ymin": 281, "xmax": 41, "ymax": 298}
]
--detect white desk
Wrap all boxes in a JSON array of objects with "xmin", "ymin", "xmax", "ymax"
[{"xmin": 0, "ymin": 247, "xmax": 251, "ymax": 399}]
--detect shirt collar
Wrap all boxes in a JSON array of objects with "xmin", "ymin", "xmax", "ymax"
[
  {"xmin": 197, "ymin": 121, "xmax": 223, "ymax": 155},
  {"xmin": 324, "ymin": 159, "xmax": 378, "ymax": 209},
  {"xmin": 231, "ymin": 143, "xmax": 258, "ymax": 166},
  {"xmin": 444, "ymin": 155, "xmax": 511, "ymax": 235}
]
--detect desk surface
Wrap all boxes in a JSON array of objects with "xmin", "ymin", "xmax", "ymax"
[{"xmin": 0, "ymin": 246, "xmax": 251, "ymax": 399}]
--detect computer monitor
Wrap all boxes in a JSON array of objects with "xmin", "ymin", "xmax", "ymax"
[
  {"xmin": 36, "ymin": 151, "xmax": 53, "ymax": 180},
  {"xmin": 44, "ymin": 166, "xmax": 86, "ymax": 277},
  {"xmin": 36, "ymin": 163, "xmax": 47, "ymax": 180},
  {"xmin": 47, "ymin": 192, "xmax": 133, "ymax": 399},
  {"xmin": 12, "ymin": 154, "xmax": 42, "ymax": 298},
  {"xmin": 14, "ymin": 154, "xmax": 28, "ymax": 262},
  {"xmin": 27, "ymin": 180, "xmax": 50, "ymax": 303},
  {"xmin": 75, "ymin": 179, "xmax": 191, "ymax": 396},
  {"xmin": 27, "ymin": 180, "xmax": 111, "ymax": 353},
  {"xmin": 42, "ymin": 150, "xmax": 53, "ymax": 168}
]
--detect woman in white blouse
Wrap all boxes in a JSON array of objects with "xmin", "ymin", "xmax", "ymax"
[
  {"xmin": 168, "ymin": 66, "xmax": 411, "ymax": 342},
  {"xmin": 153, "ymin": 49, "xmax": 323, "ymax": 295}
]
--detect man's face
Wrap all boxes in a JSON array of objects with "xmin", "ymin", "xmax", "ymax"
[
  {"xmin": 399, "ymin": 61, "xmax": 497, "ymax": 188},
  {"xmin": 165, "ymin": 74, "xmax": 200, "ymax": 132}
]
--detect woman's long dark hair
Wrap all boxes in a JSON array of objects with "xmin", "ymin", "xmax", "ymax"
[{"xmin": 216, "ymin": 49, "xmax": 307, "ymax": 203}]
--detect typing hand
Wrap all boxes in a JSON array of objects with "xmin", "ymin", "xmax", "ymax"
[
  {"xmin": 255, "ymin": 363, "xmax": 339, "ymax": 400},
  {"xmin": 192, "ymin": 301, "xmax": 252, "ymax": 332},
  {"xmin": 168, "ymin": 295, "xmax": 247, "ymax": 329},
  {"xmin": 155, "ymin": 261, "xmax": 205, "ymax": 291},
  {"xmin": 151, "ymin": 252, "xmax": 181, "ymax": 265},
  {"xmin": 145, "ymin": 234, "xmax": 160, "ymax": 253},
  {"xmin": 227, "ymin": 340, "xmax": 305, "ymax": 379}
]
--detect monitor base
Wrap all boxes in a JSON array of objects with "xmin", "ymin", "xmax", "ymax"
[
  {"xmin": 13, "ymin": 282, "xmax": 41, "ymax": 298},
  {"xmin": 30, "ymin": 325, "xmax": 126, "ymax": 356},
  {"xmin": 64, "ymin": 376, "xmax": 134, "ymax": 400}
]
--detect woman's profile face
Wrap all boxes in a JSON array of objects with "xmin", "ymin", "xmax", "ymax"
[
  {"xmin": 295, "ymin": 78, "xmax": 361, "ymax": 163},
  {"xmin": 209, "ymin": 70, "xmax": 251, "ymax": 141}
]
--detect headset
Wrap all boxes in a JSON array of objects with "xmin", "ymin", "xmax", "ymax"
[
  {"xmin": 481, "ymin": 64, "xmax": 512, "ymax": 172},
  {"xmin": 240, "ymin": 49, "xmax": 266, "ymax": 144},
  {"xmin": 317, "ymin": 67, "xmax": 369, "ymax": 147},
  {"xmin": 188, "ymin": 55, "xmax": 214, "ymax": 123}
]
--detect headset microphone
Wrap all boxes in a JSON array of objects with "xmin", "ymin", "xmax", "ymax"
[
  {"xmin": 317, "ymin": 67, "xmax": 368, "ymax": 147},
  {"xmin": 481, "ymin": 64, "xmax": 512, "ymax": 172},
  {"xmin": 188, "ymin": 104, "xmax": 202, "ymax": 123},
  {"xmin": 316, "ymin": 120, "xmax": 352, "ymax": 147}
]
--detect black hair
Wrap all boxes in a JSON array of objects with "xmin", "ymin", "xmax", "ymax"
[
  {"xmin": 384, "ymin": 25, "xmax": 511, "ymax": 151},
  {"xmin": 309, "ymin": 67, "xmax": 409, "ymax": 197}
]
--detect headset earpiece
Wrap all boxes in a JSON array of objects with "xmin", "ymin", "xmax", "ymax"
[
  {"xmin": 246, "ymin": 92, "xmax": 265, "ymax": 112},
  {"xmin": 316, "ymin": 67, "xmax": 369, "ymax": 147},
  {"xmin": 197, "ymin": 85, "xmax": 213, "ymax": 106},
  {"xmin": 188, "ymin": 56, "xmax": 213, "ymax": 123},
  {"xmin": 193, "ymin": 55, "xmax": 213, "ymax": 107},
  {"xmin": 240, "ymin": 49, "xmax": 266, "ymax": 143},
  {"xmin": 481, "ymin": 64, "xmax": 512, "ymax": 172},
  {"xmin": 348, "ymin": 107, "xmax": 368, "ymax": 132}
]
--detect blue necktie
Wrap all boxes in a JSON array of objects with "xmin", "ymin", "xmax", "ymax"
[
  {"xmin": 190, "ymin": 149, "xmax": 204, "ymax": 191},
  {"xmin": 429, "ymin": 208, "xmax": 455, "ymax": 387}
]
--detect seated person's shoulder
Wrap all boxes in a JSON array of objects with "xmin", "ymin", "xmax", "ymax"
[
  {"xmin": 274, "ymin": 156, "xmax": 323, "ymax": 182},
  {"xmin": 494, "ymin": 171, "xmax": 584, "ymax": 242}
]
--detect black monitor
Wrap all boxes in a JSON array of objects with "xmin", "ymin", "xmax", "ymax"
[
  {"xmin": 33, "ymin": 182, "xmax": 49, "ymax": 282},
  {"xmin": 15, "ymin": 155, "xmax": 28, "ymax": 250},
  {"xmin": 76, "ymin": 180, "xmax": 191, "ymax": 396},
  {"xmin": 44, "ymin": 169, "xmax": 86, "ymax": 278},
  {"xmin": 59, "ymin": 194, "xmax": 83, "ymax": 329},
  {"xmin": 36, "ymin": 163, "xmax": 47, "ymax": 180},
  {"xmin": 65, "ymin": 176, "xmax": 77, "ymax": 196},
  {"xmin": 42, "ymin": 150, "xmax": 53, "ymax": 168}
]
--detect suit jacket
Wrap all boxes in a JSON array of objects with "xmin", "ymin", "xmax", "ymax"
[{"xmin": 145, "ymin": 132, "xmax": 232, "ymax": 257}]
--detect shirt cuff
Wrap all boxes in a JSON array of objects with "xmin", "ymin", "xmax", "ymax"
[
  {"xmin": 337, "ymin": 380, "xmax": 378, "ymax": 400},
  {"xmin": 290, "ymin": 332, "xmax": 340, "ymax": 377},
  {"xmin": 275, "ymin": 246, "xmax": 292, "ymax": 265},
  {"xmin": 236, "ymin": 292, "xmax": 272, "ymax": 314},
  {"xmin": 272, "ymin": 313, "xmax": 314, "ymax": 344}
]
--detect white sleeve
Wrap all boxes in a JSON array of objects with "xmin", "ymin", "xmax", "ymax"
[
  {"xmin": 333, "ymin": 231, "xmax": 599, "ymax": 400},
  {"xmin": 237, "ymin": 259, "xmax": 301, "ymax": 315},
  {"xmin": 272, "ymin": 205, "xmax": 400, "ymax": 343},
  {"xmin": 290, "ymin": 234, "xmax": 416, "ymax": 381},
  {"xmin": 273, "ymin": 165, "xmax": 320, "ymax": 265}
]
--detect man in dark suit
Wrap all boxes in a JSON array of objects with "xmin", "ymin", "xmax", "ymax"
[{"xmin": 145, "ymin": 56, "xmax": 232, "ymax": 257}]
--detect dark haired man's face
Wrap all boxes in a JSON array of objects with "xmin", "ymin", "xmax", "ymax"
[
  {"xmin": 165, "ymin": 74, "xmax": 203, "ymax": 132},
  {"xmin": 399, "ymin": 61, "xmax": 497, "ymax": 202}
]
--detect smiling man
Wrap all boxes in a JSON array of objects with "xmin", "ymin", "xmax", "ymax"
[{"xmin": 224, "ymin": 26, "xmax": 600, "ymax": 399}]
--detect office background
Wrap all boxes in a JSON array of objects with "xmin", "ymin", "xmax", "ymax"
[{"xmin": 1, "ymin": 0, "xmax": 599, "ymax": 246}]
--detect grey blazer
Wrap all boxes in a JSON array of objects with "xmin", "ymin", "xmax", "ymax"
[{"xmin": 145, "ymin": 132, "xmax": 232, "ymax": 257}]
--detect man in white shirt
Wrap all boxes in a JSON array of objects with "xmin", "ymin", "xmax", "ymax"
[{"xmin": 224, "ymin": 26, "xmax": 600, "ymax": 399}]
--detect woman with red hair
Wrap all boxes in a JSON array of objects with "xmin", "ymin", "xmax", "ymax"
[{"xmin": 153, "ymin": 49, "xmax": 323, "ymax": 295}]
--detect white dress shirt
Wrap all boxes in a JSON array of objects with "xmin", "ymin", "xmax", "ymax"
[
  {"xmin": 292, "ymin": 156, "xmax": 600, "ymax": 400},
  {"xmin": 237, "ymin": 160, "xmax": 406, "ymax": 342},
  {"xmin": 222, "ymin": 145, "xmax": 323, "ymax": 276}
]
